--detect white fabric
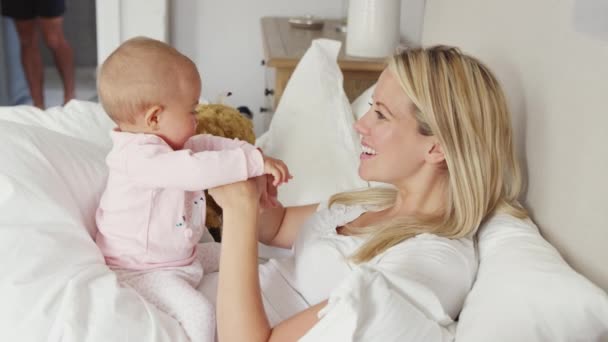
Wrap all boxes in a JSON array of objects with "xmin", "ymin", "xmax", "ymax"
[
  {"xmin": 254, "ymin": 202, "xmax": 477, "ymax": 336},
  {"xmin": 0, "ymin": 101, "xmax": 191, "ymax": 341},
  {"xmin": 256, "ymin": 39, "xmax": 367, "ymax": 206},
  {"xmin": 300, "ymin": 266, "xmax": 457, "ymax": 342},
  {"xmin": 114, "ymin": 243, "xmax": 219, "ymax": 342},
  {"xmin": 298, "ymin": 212, "xmax": 608, "ymax": 341},
  {"xmin": 0, "ymin": 101, "xmax": 115, "ymax": 147},
  {"xmin": 456, "ymin": 214, "xmax": 608, "ymax": 342}
]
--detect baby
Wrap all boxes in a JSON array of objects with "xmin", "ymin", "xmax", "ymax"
[{"xmin": 94, "ymin": 37, "xmax": 290, "ymax": 342}]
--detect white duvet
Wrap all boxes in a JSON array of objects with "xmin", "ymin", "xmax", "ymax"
[{"xmin": 0, "ymin": 102, "xmax": 191, "ymax": 341}]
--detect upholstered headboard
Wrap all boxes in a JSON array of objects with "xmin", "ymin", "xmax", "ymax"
[{"xmin": 421, "ymin": 0, "xmax": 608, "ymax": 291}]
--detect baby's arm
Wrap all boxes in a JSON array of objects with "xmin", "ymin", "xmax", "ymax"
[
  {"xmin": 124, "ymin": 144, "xmax": 264, "ymax": 191},
  {"xmin": 185, "ymin": 134, "xmax": 251, "ymax": 152},
  {"xmin": 187, "ymin": 134, "xmax": 293, "ymax": 184}
]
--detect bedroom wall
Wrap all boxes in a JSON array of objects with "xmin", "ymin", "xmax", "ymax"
[
  {"xmin": 96, "ymin": 0, "xmax": 426, "ymax": 134},
  {"xmin": 170, "ymin": 0, "xmax": 426, "ymax": 135},
  {"xmin": 422, "ymin": 0, "xmax": 608, "ymax": 291}
]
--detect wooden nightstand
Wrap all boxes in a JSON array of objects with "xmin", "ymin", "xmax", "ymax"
[{"xmin": 261, "ymin": 16, "xmax": 386, "ymax": 109}]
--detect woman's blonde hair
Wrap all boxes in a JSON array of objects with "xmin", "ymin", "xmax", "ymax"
[{"xmin": 331, "ymin": 45, "xmax": 527, "ymax": 263}]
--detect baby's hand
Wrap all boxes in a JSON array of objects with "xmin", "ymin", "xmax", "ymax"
[
  {"xmin": 257, "ymin": 175, "xmax": 281, "ymax": 209},
  {"xmin": 263, "ymin": 156, "xmax": 293, "ymax": 187}
]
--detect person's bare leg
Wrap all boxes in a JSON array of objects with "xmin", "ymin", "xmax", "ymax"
[
  {"xmin": 14, "ymin": 20, "xmax": 45, "ymax": 108},
  {"xmin": 39, "ymin": 16, "xmax": 74, "ymax": 105}
]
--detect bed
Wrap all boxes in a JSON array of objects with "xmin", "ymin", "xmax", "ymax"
[{"xmin": 1, "ymin": 37, "xmax": 606, "ymax": 341}]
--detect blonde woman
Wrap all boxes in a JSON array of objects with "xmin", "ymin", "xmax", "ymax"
[{"xmin": 209, "ymin": 45, "xmax": 527, "ymax": 341}]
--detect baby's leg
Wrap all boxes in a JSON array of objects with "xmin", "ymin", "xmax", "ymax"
[
  {"xmin": 198, "ymin": 242, "xmax": 221, "ymax": 273},
  {"xmin": 118, "ymin": 264, "xmax": 216, "ymax": 342}
]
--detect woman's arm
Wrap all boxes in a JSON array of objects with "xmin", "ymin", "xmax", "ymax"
[
  {"xmin": 257, "ymin": 204, "xmax": 317, "ymax": 249},
  {"xmin": 210, "ymin": 179, "xmax": 323, "ymax": 342},
  {"xmin": 256, "ymin": 174, "xmax": 318, "ymax": 249}
]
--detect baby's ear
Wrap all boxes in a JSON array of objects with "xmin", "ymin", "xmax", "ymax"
[{"xmin": 144, "ymin": 105, "xmax": 163, "ymax": 130}]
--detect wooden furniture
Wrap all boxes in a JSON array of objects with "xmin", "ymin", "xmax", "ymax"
[{"xmin": 261, "ymin": 16, "xmax": 386, "ymax": 109}]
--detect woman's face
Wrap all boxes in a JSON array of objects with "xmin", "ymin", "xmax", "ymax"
[{"xmin": 354, "ymin": 70, "xmax": 433, "ymax": 185}]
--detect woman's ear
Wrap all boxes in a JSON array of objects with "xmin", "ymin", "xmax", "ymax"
[
  {"xmin": 144, "ymin": 105, "xmax": 163, "ymax": 130},
  {"xmin": 426, "ymin": 141, "xmax": 446, "ymax": 165}
]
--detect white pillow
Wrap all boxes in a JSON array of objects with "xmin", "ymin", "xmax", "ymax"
[
  {"xmin": 0, "ymin": 100, "xmax": 115, "ymax": 148},
  {"xmin": 256, "ymin": 39, "xmax": 367, "ymax": 206},
  {"xmin": 0, "ymin": 106, "xmax": 190, "ymax": 341},
  {"xmin": 456, "ymin": 214, "xmax": 608, "ymax": 341}
]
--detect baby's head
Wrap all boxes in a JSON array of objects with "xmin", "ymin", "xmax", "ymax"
[{"xmin": 98, "ymin": 36, "xmax": 201, "ymax": 150}]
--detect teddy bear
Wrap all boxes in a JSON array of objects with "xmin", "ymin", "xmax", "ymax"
[{"xmin": 194, "ymin": 103, "xmax": 256, "ymax": 241}]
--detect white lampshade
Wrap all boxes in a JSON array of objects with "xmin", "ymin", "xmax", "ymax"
[{"xmin": 346, "ymin": 0, "xmax": 401, "ymax": 58}]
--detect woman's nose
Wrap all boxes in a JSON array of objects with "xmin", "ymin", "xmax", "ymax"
[{"xmin": 353, "ymin": 113, "xmax": 369, "ymax": 135}]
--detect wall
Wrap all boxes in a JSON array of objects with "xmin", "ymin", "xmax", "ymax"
[
  {"xmin": 170, "ymin": 0, "xmax": 426, "ymax": 135},
  {"xmin": 422, "ymin": 0, "xmax": 608, "ymax": 290},
  {"xmin": 96, "ymin": 0, "xmax": 169, "ymax": 65},
  {"xmin": 96, "ymin": 0, "xmax": 427, "ymax": 134}
]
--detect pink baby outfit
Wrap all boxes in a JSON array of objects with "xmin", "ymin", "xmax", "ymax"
[
  {"xmin": 95, "ymin": 131, "xmax": 264, "ymax": 269},
  {"xmin": 95, "ymin": 131, "xmax": 263, "ymax": 342}
]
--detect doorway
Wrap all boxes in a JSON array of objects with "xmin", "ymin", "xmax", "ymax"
[
  {"xmin": 0, "ymin": 0, "xmax": 97, "ymax": 107},
  {"xmin": 41, "ymin": 0, "xmax": 98, "ymax": 107}
]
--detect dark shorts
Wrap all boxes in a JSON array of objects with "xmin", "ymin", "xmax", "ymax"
[{"xmin": 1, "ymin": 0, "xmax": 65, "ymax": 20}]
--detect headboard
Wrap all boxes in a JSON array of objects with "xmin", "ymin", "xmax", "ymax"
[{"xmin": 421, "ymin": 0, "xmax": 608, "ymax": 291}]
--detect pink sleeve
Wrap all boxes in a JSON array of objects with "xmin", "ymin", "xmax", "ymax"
[
  {"xmin": 124, "ymin": 143, "xmax": 264, "ymax": 191},
  {"xmin": 185, "ymin": 134, "xmax": 265, "ymax": 177},
  {"xmin": 185, "ymin": 134, "xmax": 249, "ymax": 152}
]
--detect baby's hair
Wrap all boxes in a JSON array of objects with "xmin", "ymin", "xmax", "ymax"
[{"xmin": 97, "ymin": 36, "xmax": 198, "ymax": 124}]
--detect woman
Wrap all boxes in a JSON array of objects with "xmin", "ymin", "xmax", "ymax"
[{"xmin": 209, "ymin": 45, "xmax": 527, "ymax": 341}]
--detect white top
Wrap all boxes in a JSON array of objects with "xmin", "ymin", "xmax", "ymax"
[{"xmin": 258, "ymin": 202, "xmax": 478, "ymax": 327}]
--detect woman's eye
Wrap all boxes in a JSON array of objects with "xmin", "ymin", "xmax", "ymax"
[{"xmin": 375, "ymin": 110, "xmax": 387, "ymax": 120}]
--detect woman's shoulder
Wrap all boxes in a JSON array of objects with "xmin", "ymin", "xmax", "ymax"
[{"xmin": 311, "ymin": 201, "xmax": 374, "ymax": 231}]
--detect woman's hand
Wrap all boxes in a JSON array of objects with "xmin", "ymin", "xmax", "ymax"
[{"xmin": 208, "ymin": 178, "xmax": 261, "ymax": 212}]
